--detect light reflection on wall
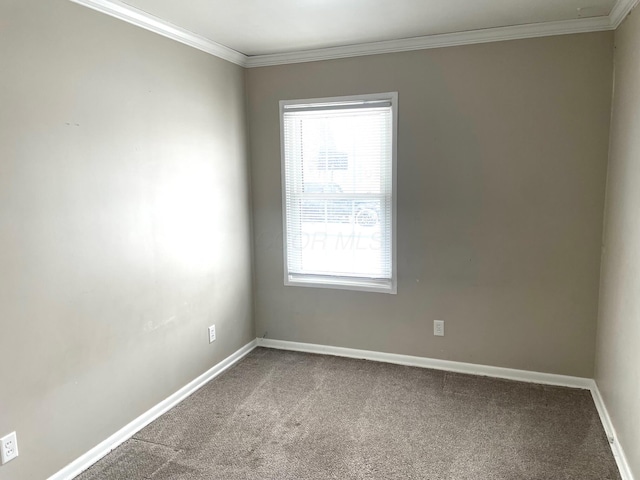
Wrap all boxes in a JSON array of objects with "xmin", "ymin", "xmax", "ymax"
[{"xmin": 153, "ymin": 161, "xmax": 218, "ymax": 271}]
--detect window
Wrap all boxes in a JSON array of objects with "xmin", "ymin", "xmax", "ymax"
[{"xmin": 280, "ymin": 92, "xmax": 397, "ymax": 294}]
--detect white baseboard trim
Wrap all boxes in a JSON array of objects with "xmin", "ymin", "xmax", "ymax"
[
  {"xmin": 257, "ymin": 338, "xmax": 635, "ymax": 479},
  {"xmin": 46, "ymin": 337, "xmax": 634, "ymax": 480},
  {"xmin": 590, "ymin": 385, "xmax": 636, "ymax": 480},
  {"xmin": 48, "ymin": 339, "xmax": 258, "ymax": 480},
  {"xmin": 257, "ymin": 338, "xmax": 593, "ymax": 389}
]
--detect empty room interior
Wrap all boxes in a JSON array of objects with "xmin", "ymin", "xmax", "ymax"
[{"xmin": 2, "ymin": 0, "xmax": 640, "ymax": 479}]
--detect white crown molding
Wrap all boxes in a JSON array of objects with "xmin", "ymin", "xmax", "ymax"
[
  {"xmin": 245, "ymin": 16, "xmax": 612, "ymax": 67},
  {"xmin": 71, "ymin": 0, "xmax": 636, "ymax": 67},
  {"xmin": 47, "ymin": 339, "xmax": 258, "ymax": 480},
  {"xmin": 69, "ymin": 0, "xmax": 248, "ymax": 66},
  {"xmin": 609, "ymin": 0, "xmax": 640, "ymax": 28},
  {"xmin": 257, "ymin": 338, "xmax": 593, "ymax": 388}
]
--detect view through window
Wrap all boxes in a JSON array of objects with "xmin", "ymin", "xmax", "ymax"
[{"xmin": 280, "ymin": 93, "xmax": 397, "ymax": 293}]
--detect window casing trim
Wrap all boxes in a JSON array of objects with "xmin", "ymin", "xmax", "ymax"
[{"xmin": 279, "ymin": 92, "xmax": 398, "ymax": 294}]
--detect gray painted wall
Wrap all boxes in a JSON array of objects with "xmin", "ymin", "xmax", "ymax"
[
  {"xmin": 595, "ymin": 8, "xmax": 640, "ymax": 479},
  {"xmin": 0, "ymin": 2, "xmax": 624, "ymax": 478},
  {"xmin": 247, "ymin": 33, "xmax": 613, "ymax": 378},
  {"xmin": 0, "ymin": 1, "xmax": 253, "ymax": 479}
]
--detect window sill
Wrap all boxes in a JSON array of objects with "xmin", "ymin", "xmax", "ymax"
[{"xmin": 285, "ymin": 274, "xmax": 396, "ymax": 294}]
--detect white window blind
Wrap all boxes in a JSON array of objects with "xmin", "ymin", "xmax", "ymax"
[{"xmin": 280, "ymin": 93, "xmax": 397, "ymax": 293}]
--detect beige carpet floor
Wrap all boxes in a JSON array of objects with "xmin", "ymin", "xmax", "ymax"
[{"xmin": 75, "ymin": 347, "xmax": 621, "ymax": 479}]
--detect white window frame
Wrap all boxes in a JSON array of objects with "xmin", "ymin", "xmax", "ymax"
[{"xmin": 279, "ymin": 92, "xmax": 398, "ymax": 294}]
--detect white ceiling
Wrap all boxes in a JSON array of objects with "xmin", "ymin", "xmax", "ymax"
[{"xmin": 121, "ymin": 0, "xmax": 617, "ymax": 56}]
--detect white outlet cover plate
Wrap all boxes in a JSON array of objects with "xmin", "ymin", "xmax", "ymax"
[
  {"xmin": 208, "ymin": 325, "xmax": 216, "ymax": 343},
  {"xmin": 434, "ymin": 320, "xmax": 445, "ymax": 337},
  {"xmin": 1, "ymin": 431, "xmax": 18, "ymax": 465}
]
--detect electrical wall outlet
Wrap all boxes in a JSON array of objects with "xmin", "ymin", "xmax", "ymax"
[
  {"xmin": 434, "ymin": 320, "xmax": 445, "ymax": 337},
  {"xmin": 208, "ymin": 325, "xmax": 216, "ymax": 343},
  {"xmin": 1, "ymin": 432, "xmax": 18, "ymax": 465}
]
